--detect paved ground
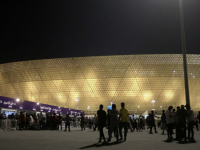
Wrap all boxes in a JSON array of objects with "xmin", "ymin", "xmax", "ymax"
[{"xmin": 0, "ymin": 127, "xmax": 200, "ymax": 150}]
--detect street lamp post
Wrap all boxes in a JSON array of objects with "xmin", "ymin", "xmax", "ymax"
[
  {"xmin": 151, "ymin": 100, "xmax": 155, "ymax": 111},
  {"xmin": 87, "ymin": 106, "xmax": 90, "ymax": 115},
  {"xmin": 75, "ymin": 98, "xmax": 79, "ymax": 110},
  {"xmin": 151, "ymin": 100, "xmax": 155, "ymax": 107},
  {"xmin": 179, "ymin": 0, "xmax": 190, "ymax": 105}
]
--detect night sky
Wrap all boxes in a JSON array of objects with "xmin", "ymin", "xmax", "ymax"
[{"xmin": 1, "ymin": 0, "xmax": 200, "ymax": 64}]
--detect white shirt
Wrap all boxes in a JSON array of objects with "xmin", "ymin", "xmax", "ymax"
[
  {"xmin": 187, "ymin": 109, "xmax": 194, "ymax": 123},
  {"xmin": 165, "ymin": 110, "xmax": 174, "ymax": 124},
  {"xmin": 29, "ymin": 116, "xmax": 34, "ymax": 122}
]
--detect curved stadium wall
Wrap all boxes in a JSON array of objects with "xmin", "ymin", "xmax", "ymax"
[{"xmin": 0, "ymin": 54, "xmax": 200, "ymax": 114}]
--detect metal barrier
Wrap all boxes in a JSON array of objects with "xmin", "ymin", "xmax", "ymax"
[{"xmin": 0, "ymin": 119, "xmax": 17, "ymax": 130}]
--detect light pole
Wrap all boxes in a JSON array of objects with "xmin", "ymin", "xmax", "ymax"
[
  {"xmin": 151, "ymin": 100, "xmax": 155, "ymax": 111},
  {"xmin": 179, "ymin": 0, "xmax": 190, "ymax": 105},
  {"xmin": 87, "ymin": 106, "xmax": 90, "ymax": 115},
  {"xmin": 75, "ymin": 98, "xmax": 79, "ymax": 109},
  {"xmin": 151, "ymin": 100, "xmax": 155, "ymax": 107}
]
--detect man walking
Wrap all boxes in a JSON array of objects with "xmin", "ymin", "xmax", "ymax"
[
  {"xmin": 88, "ymin": 117, "xmax": 92, "ymax": 129},
  {"xmin": 107, "ymin": 109, "xmax": 111, "ymax": 137},
  {"xmin": 149, "ymin": 111, "xmax": 158, "ymax": 134},
  {"xmin": 57, "ymin": 114, "xmax": 63, "ymax": 130},
  {"xmin": 186, "ymin": 104, "xmax": 194, "ymax": 141},
  {"xmin": 97, "ymin": 104, "xmax": 106, "ymax": 143},
  {"xmin": 81, "ymin": 114, "xmax": 85, "ymax": 131},
  {"xmin": 174, "ymin": 106, "xmax": 180, "ymax": 140},
  {"xmin": 177, "ymin": 105, "xmax": 187, "ymax": 142},
  {"xmin": 161, "ymin": 110, "xmax": 167, "ymax": 135},
  {"xmin": 20, "ymin": 111, "xmax": 25, "ymax": 131},
  {"xmin": 46, "ymin": 114, "xmax": 51, "ymax": 130},
  {"xmin": 39, "ymin": 112, "xmax": 43, "ymax": 130},
  {"xmin": 93, "ymin": 114, "xmax": 97, "ymax": 131},
  {"xmin": 119, "ymin": 102, "xmax": 128, "ymax": 141},
  {"xmin": 165, "ymin": 106, "xmax": 174, "ymax": 141},
  {"xmin": 107, "ymin": 104, "xmax": 119, "ymax": 142},
  {"xmin": 53, "ymin": 113, "xmax": 58, "ymax": 130},
  {"xmin": 132, "ymin": 114, "xmax": 136, "ymax": 131},
  {"xmin": 64, "ymin": 114, "xmax": 71, "ymax": 132}
]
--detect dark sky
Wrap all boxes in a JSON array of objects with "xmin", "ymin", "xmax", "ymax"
[{"xmin": 1, "ymin": 0, "xmax": 200, "ymax": 64}]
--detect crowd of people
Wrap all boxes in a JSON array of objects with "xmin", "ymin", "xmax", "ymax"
[
  {"xmin": 95, "ymin": 102, "xmax": 199, "ymax": 144},
  {"xmin": 161, "ymin": 104, "xmax": 198, "ymax": 142},
  {"xmin": 0, "ymin": 111, "xmax": 101, "ymax": 132},
  {"xmin": 0, "ymin": 102, "xmax": 199, "ymax": 144},
  {"xmin": 95, "ymin": 102, "xmax": 131, "ymax": 143},
  {"xmin": 0, "ymin": 112, "xmax": 85, "ymax": 131}
]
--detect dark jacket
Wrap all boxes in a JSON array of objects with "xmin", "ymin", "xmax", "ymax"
[
  {"xmin": 177, "ymin": 108, "xmax": 187, "ymax": 124},
  {"xmin": 97, "ymin": 110, "xmax": 106, "ymax": 127}
]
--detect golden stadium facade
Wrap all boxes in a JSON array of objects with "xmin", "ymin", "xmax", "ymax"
[{"xmin": 0, "ymin": 54, "xmax": 200, "ymax": 114}]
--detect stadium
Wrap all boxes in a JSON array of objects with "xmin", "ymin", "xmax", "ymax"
[{"xmin": 0, "ymin": 54, "xmax": 200, "ymax": 114}]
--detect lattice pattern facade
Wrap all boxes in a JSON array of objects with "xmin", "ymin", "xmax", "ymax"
[{"xmin": 0, "ymin": 54, "xmax": 200, "ymax": 114}]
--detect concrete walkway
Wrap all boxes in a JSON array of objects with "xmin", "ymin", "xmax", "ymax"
[{"xmin": 0, "ymin": 128, "xmax": 199, "ymax": 150}]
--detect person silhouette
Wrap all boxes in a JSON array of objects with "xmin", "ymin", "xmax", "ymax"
[
  {"xmin": 119, "ymin": 102, "xmax": 129, "ymax": 141},
  {"xmin": 166, "ymin": 106, "xmax": 174, "ymax": 141},
  {"xmin": 186, "ymin": 104, "xmax": 194, "ymax": 141},
  {"xmin": 174, "ymin": 106, "xmax": 180, "ymax": 140},
  {"xmin": 149, "ymin": 111, "xmax": 158, "ymax": 134},
  {"xmin": 107, "ymin": 104, "xmax": 119, "ymax": 143},
  {"xmin": 177, "ymin": 105, "xmax": 187, "ymax": 142},
  {"xmin": 97, "ymin": 104, "xmax": 106, "ymax": 144},
  {"xmin": 161, "ymin": 110, "xmax": 166, "ymax": 135}
]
